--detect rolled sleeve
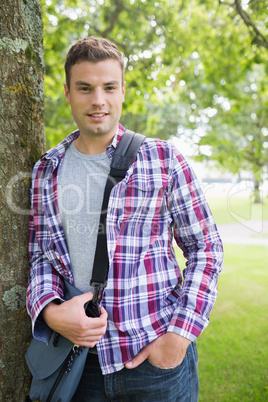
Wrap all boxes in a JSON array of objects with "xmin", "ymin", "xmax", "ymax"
[{"xmin": 27, "ymin": 209, "xmax": 65, "ymax": 343}]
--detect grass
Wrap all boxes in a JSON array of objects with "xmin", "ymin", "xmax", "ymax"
[
  {"xmin": 205, "ymin": 196, "xmax": 268, "ymax": 225},
  {"xmin": 175, "ymin": 216, "xmax": 268, "ymax": 400}
]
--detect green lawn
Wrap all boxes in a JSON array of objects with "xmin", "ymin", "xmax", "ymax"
[
  {"xmin": 175, "ymin": 244, "xmax": 268, "ymax": 401},
  {"xmin": 205, "ymin": 196, "xmax": 268, "ymax": 225}
]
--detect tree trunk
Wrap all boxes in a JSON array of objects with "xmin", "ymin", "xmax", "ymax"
[
  {"xmin": 0, "ymin": 0, "xmax": 45, "ymax": 399},
  {"xmin": 253, "ymin": 177, "xmax": 262, "ymax": 204}
]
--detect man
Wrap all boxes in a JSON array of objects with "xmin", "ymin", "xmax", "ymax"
[{"xmin": 27, "ymin": 37, "xmax": 223, "ymax": 401}]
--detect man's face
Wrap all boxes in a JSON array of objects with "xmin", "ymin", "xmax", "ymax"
[{"xmin": 64, "ymin": 59, "xmax": 125, "ymax": 142}]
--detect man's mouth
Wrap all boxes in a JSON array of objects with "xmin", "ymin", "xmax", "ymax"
[
  {"xmin": 88, "ymin": 112, "xmax": 108, "ymax": 117},
  {"xmin": 86, "ymin": 112, "xmax": 109, "ymax": 122}
]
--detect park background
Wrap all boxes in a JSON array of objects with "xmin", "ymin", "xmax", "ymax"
[
  {"xmin": 42, "ymin": 2, "xmax": 268, "ymax": 399},
  {"xmin": 0, "ymin": 0, "xmax": 267, "ymax": 400}
]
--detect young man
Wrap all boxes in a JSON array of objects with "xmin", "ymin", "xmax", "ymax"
[{"xmin": 27, "ymin": 37, "xmax": 223, "ymax": 401}]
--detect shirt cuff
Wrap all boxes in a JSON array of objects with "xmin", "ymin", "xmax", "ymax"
[
  {"xmin": 167, "ymin": 308, "xmax": 209, "ymax": 342},
  {"xmin": 31, "ymin": 294, "xmax": 64, "ymax": 344}
]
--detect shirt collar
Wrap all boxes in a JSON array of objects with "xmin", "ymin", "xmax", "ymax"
[
  {"xmin": 42, "ymin": 123, "xmax": 126, "ymax": 164},
  {"xmin": 109, "ymin": 123, "xmax": 126, "ymax": 149},
  {"xmin": 41, "ymin": 129, "xmax": 80, "ymax": 163}
]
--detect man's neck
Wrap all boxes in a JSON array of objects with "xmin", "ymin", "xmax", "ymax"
[{"xmin": 74, "ymin": 132, "xmax": 115, "ymax": 155}]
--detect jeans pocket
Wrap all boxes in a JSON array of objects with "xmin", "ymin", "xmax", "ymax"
[
  {"xmin": 145, "ymin": 355, "xmax": 185, "ymax": 373},
  {"xmin": 192, "ymin": 341, "xmax": 199, "ymax": 365}
]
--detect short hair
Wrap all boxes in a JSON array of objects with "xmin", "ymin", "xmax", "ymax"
[{"xmin": 64, "ymin": 36, "xmax": 125, "ymax": 89}]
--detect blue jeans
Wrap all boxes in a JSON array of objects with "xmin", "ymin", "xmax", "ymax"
[{"xmin": 72, "ymin": 342, "xmax": 199, "ymax": 401}]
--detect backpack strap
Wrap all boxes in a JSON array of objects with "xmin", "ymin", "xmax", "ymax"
[
  {"xmin": 90, "ymin": 130, "xmax": 145, "ymax": 305},
  {"xmin": 110, "ymin": 130, "xmax": 146, "ymax": 179}
]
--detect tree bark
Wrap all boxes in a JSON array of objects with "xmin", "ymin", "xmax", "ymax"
[
  {"xmin": 253, "ymin": 177, "xmax": 262, "ymax": 204},
  {"xmin": 0, "ymin": 0, "xmax": 45, "ymax": 399}
]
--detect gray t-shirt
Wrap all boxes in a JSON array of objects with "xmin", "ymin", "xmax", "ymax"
[{"xmin": 58, "ymin": 141, "xmax": 111, "ymax": 293}]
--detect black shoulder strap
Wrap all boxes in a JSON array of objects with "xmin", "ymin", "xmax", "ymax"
[
  {"xmin": 110, "ymin": 130, "xmax": 145, "ymax": 179},
  {"xmin": 90, "ymin": 130, "xmax": 145, "ymax": 297}
]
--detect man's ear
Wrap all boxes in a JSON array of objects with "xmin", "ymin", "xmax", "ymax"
[
  {"xmin": 64, "ymin": 83, "xmax": 71, "ymax": 105},
  {"xmin": 122, "ymin": 81, "xmax": 126, "ymax": 101}
]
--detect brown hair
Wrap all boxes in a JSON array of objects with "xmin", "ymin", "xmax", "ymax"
[{"xmin": 64, "ymin": 37, "xmax": 125, "ymax": 89}]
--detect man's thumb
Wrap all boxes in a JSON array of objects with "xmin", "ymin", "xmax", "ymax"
[
  {"xmin": 81, "ymin": 291, "xmax": 94, "ymax": 303},
  {"xmin": 78, "ymin": 291, "xmax": 94, "ymax": 310},
  {"xmin": 125, "ymin": 347, "xmax": 149, "ymax": 369}
]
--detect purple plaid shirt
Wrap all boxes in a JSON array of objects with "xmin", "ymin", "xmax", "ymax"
[{"xmin": 27, "ymin": 124, "xmax": 223, "ymax": 375}]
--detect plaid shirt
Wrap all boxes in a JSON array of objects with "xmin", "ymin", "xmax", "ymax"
[{"xmin": 27, "ymin": 124, "xmax": 223, "ymax": 375}]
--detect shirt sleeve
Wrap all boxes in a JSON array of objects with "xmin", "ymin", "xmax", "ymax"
[
  {"xmin": 167, "ymin": 145, "xmax": 224, "ymax": 341},
  {"xmin": 26, "ymin": 163, "xmax": 65, "ymax": 344}
]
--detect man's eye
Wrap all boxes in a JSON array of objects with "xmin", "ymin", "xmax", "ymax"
[
  {"xmin": 106, "ymin": 86, "xmax": 116, "ymax": 91},
  {"xmin": 80, "ymin": 87, "xmax": 91, "ymax": 92}
]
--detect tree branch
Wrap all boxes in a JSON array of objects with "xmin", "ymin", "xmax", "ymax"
[
  {"xmin": 218, "ymin": 0, "xmax": 234, "ymax": 7},
  {"xmin": 234, "ymin": 0, "xmax": 268, "ymax": 49},
  {"xmin": 219, "ymin": 0, "xmax": 268, "ymax": 49},
  {"xmin": 101, "ymin": 0, "xmax": 124, "ymax": 37},
  {"xmin": 88, "ymin": 0, "xmax": 130, "ymax": 58}
]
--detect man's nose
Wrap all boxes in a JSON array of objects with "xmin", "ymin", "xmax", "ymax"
[{"xmin": 91, "ymin": 88, "xmax": 105, "ymax": 106}]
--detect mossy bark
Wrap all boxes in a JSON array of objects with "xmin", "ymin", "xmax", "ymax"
[{"xmin": 0, "ymin": 0, "xmax": 45, "ymax": 399}]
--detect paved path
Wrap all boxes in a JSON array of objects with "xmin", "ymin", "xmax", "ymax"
[{"xmin": 217, "ymin": 220, "xmax": 268, "ymax": 246}]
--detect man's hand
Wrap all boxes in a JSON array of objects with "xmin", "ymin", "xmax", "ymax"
[
  {"xmin": 125, "ymin": 332, "xmax": 191, "ymax": 369},
  {"xmin": 43, "ymin": 292, "xmax": 108, "ymax": 348}
]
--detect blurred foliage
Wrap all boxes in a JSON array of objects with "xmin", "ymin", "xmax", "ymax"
[{"xmin": 41, "ymin": 0, "xmax": 268, "ymax": 200}]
